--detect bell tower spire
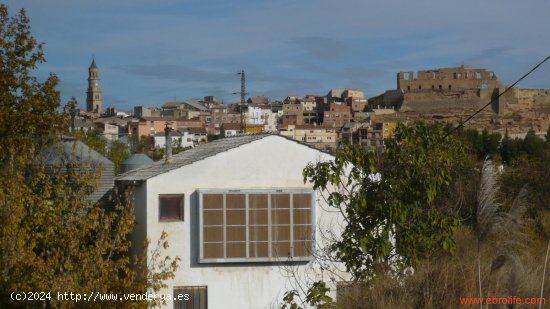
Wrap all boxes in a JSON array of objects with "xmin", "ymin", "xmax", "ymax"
[{"xmin": 86, "ymin": 58, "xmax": 102, "ymax": 114}]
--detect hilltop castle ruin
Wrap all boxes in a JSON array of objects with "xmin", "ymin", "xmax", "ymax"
[{"xmin": 375, "ymin": 66, "xmax": 550, "ymax": 134}]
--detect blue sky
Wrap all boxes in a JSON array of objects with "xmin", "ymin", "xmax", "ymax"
[{"xmin": 5, "ymin": 0, "xmax": 550, "ymax": 111}]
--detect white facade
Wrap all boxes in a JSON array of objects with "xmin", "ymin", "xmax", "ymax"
[
  {"xmin": 119, "ymin": 135, "xmax": 349, "ymax": 309},
  {"xmin": 103, "ymin": 123, "xmax": 119, "ymax": 141},
  {"xmin": 300, "ymin": 100, "xmax": 317, "ymax": 112},
  {"xmin": 246, "ymin": 105, "xmax": 264, "ymax": 125},
  {"xmin": 154, "ymin": 132, "xmax": 194, "ymax": 149},
  {"xmin": 263, "ymin": 109, "xmax": 278, "ymax": 132},
  {"xmin": 223, "ymin": 129, "xmax": 240, "ymax": 137}
]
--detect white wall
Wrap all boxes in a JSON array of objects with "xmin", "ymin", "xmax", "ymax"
[
  {"xmin": 134, "ymin": 135, "xmax": 349, "ymax": 308},
  {"xmin": 246, "ymin": 106, "xmax": 264, "ymax": 125},
  {"xmin": 223, "ymin": 129, "xmax": 239, "ymax": 137},
  {"xmin": 155, "ymin": 133, "xmax": 194, "ymax": 148}
]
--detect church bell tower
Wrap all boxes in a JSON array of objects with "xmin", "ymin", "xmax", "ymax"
[{"xmin": 86, "ymin": 59, "xmax": 102, "ymax": 114}]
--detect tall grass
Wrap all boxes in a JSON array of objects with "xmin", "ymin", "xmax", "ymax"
[{"xmin": 335, "ymin": 161, "xmax": 550, "ymax": 309}]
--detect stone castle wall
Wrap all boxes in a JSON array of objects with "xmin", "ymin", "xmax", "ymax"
[
  {"xmin": 397, "ymin": 66, "xmax": 501, "ymax": 92},
  {"xmin": 400, "ymin": 89, "xmax": 492, "ymax": 113}
]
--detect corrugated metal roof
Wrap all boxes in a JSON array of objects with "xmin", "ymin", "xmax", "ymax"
[
  {"xmin": 44, "ymin": 140, "xmax": 113, "ymax": 167},
  {"xmin": 122, "ymin": 153, "xmax": 154, "ymax": 166},
  {"xmin": 116, "ymin": 134, "xmax": 271, "ymax": 181},
  {"xmin": 43, "ymin": 140, "xmax": 115, "ymax": 203},
  {"xmin": 121, "ymin": 153, "xmax": 154, "ymax": 173}
]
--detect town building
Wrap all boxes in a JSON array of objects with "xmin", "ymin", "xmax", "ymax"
[
  {"xmin": 280, "ymin": 102, "xmax": 305, "ymax": 126},
  {"xmin": 161, "ymin": 101, "xmax": 209, "ymax": 120},
  {"xmin": 134, "ymin": 106, "xmax": 161, "ymax": 118},
  {"xmin": 154, "ymin": 129, "xmax": 195, "ymax": 149},
  {"xmin": 327, "ymin": 88, "xmax": 364, "ymax": 104},
  {"xmin": 220, "ymin": 123, "xmax": 242, "ymax": 137},
  {"xmin": 357, "ymin": 123, "xmax": 384, "ymax": 148},
  {"xmin": 129, "ymin": 117, "xmax": 205, "ymax": 141},
  {"xmin": 244, "ymin": 104, "xmax": 276, "ymax": 131},
  {"xmin": 129, "ymin": 117, "xmax": 174, "ymax": 139},
  {"xmin": 208, "ymin": 105, "xmax": 230, "ymax": 134},
  {"xmin": 348, "ymin": 98, "xmax": 368, "ymax": 113},
  {"xmin": 278, "ymin": 124, "xmax": 337, "ymax": 150},
  {"xmin": 92, "ymin": 115, "xmax": 131, "ymax": 141},
  {"xmin": 260, "ymin": 105, "xmax": 278, "ymax": 132},
  {"xmin": 323, "ymin": 103, "xmax": 351, "ymax": 127},
  {"xmin": 300, "ymin": 98, "xmax": 320, "ymax": 125},
  {"xmin": 187, "ymin": 127, "xmax": 208, "ymax": 145},
  {"xmin": 115, "ymin": 134, "xmax": 349, "ymax": 309},
  {"xmin": 245, "ymin": 105, "xmax": 264, "ymax": 126}
]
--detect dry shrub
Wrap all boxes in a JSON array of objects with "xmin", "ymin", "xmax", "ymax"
[{"xmin": 336, "ymin": 224, "xmax": 550, "ymax": 309}]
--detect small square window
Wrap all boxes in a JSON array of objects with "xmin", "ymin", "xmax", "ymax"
[
  {"xmin": 174, "ymin": 286, "xmax": 207, "ymax": 309},
  {"xmin": 159, "ymin": 194, "xmax": 184, "ymax": 221}
]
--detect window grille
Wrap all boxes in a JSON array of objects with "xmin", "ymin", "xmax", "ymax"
[{"xmin": 199, "ymin": 189, "xmax": 314, "ymax": 263}]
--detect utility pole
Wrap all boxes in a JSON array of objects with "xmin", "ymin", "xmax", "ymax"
[
  {"xmin": 233, "ymin": 70, "xmax": 248, "ymax": 131},
  {"xmin": 239, "ymin": 70, "xmax": 245, "ymax": 105}
]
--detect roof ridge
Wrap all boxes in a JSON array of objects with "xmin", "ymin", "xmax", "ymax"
[{"xmin": 116, "ymin": 134, "xmax": 272, "ymax": 181}]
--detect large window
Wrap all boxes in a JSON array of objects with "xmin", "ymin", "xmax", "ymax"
[{"xmin": 199, "ymin": 189, "xmax": 314, "ymax": 263}]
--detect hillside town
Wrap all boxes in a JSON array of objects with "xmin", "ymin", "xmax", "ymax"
[{"xmin": 78, "ymin": 60, "xmax": 550, "ymax": 157}]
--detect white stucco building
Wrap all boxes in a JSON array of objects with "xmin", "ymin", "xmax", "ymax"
[
  {"xmin": 116, "ymin": 134, "xmax": 349, "ymax": 309},
  {"xmin": 245, "ymin": 105, "xmax": 278, "ymax": 132},
  {"xmin": 154, "ymin": 129, "xmax": 195, "ymax": 149}
]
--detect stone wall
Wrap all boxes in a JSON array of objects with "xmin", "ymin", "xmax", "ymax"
[
  {"xmin": 397, "ymin": 66, "xmax": 501, "ymax": 92},
  {"xmin": 400, "ymin": 89, "xmax": 495, "ymax": 113}
]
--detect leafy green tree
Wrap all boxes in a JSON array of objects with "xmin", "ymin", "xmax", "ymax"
[
  {"xmin": 303, "ymin": 122, "xmax": 466, "ymax": 280},
  {"xmin": 63, "ymin": 96, "xmax": 78, "ymax": 132},
  {"xmin": 481, "ymin": 129, "xmax": 501, "ymax": 156},
  {"xmin": 461, "ymin": 129, "xmax": 501, "ymax": 159},
  {"xmin": 281, "ymin": 282, "xmax": 335, "ymax": 309},
  {"xmin": 109, "ymin": 139, "xmax": 131, "ymax": 175},
  {"xmin": 463, "ymin": 129, "xmax": 483, "ymax": 157},
  {"xmin": 0, "ymin": 5, "xmax": 63, "ymax": 164},
  {"xmin": 0, "ymin": 5, "xmax": 178, "ymax": 308},
  {"xmin": 521, "ymin": 130, "xmax": 545, "ymax": 159},
  {"xmin": 74, "ymin": 129, "xmax": 131, "ymax": 175},
  {"xmin": 75, "ymin": 129, "xmax": 108, "ymax": 156},
  {"xmin": 499, "ymin": 130, "xmax": 518, "ymax": 164},
  {"xmin": 172, "ymin": 137, "xmax": 191, "ymax": 156}
]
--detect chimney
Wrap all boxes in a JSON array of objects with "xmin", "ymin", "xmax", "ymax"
[{"xmin": 164, "ymin": 122, "xmax": 173, "ymax": 164}]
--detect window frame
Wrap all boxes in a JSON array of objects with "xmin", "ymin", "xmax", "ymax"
[
  {"xmin": 198, "ymin": 188, "xmax": 315, "ymax": 263},
  {"xmin": 173, "ymin": 286, "xmax": 207, "ymax": 309},
  {"xmin": 158, "ymin": 194, "xmax": 185, "ymax": 222}
]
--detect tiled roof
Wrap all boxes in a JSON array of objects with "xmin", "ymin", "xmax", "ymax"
[
  {"xmin": 185, "ymin": 101, "xmax": 209, "ymax": 111},
  {"xmin": 154, "ymin": 131, "xmax": 183, "ymax": 137},
  {"xmin": 187, "ymin": 127, "xmax": 207, "ymax": 134},
  {"xmin": 221, "ymin": 123, "xmax": 242, "ymax": 130},
  {"xmin": 141, "ymin": 116, "xmax": 177, "ymax": 121},
  {"xmin": 116, "ymin": 134, "xmax": 271, "ymax": 181}
]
